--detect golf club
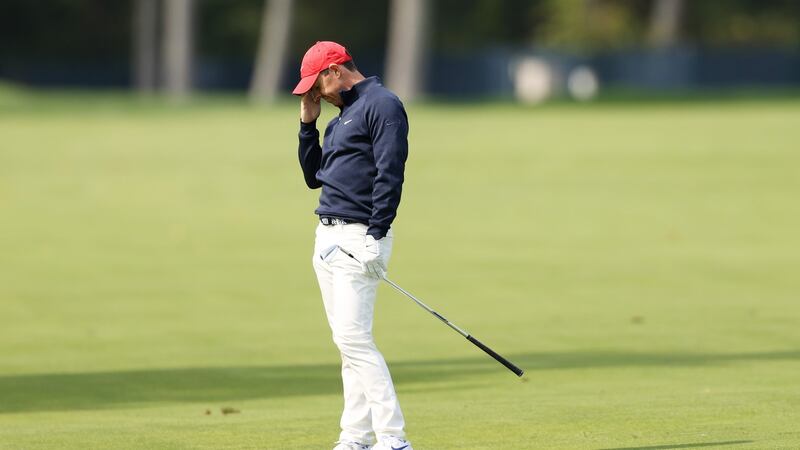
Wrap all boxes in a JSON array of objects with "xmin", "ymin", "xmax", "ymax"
[{"xmin": 320, "ymin": 244, "xmax": 524, "ymax": 377}]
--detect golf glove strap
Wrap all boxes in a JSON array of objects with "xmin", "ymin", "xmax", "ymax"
[{"xmin": 362, "ymin": 235, "xmax": 386, "ymax": 279}]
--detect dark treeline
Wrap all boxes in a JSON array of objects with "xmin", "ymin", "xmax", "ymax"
[{"xmin": 1, "ymin": 0, "xmax": 799, "ymax": 65}]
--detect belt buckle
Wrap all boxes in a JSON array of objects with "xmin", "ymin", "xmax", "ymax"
[{"xmin": 321, "ymin": 216, "xmax": 346, "ymax": 226}]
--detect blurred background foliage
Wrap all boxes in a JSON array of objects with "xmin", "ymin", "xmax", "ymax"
[
  {"xmin": 1, "ymin": 0, "xmax": 799, "ymax": 100},
  {"xmin": 2, "ymin": 0, "xmax": 799, "ymax": 62}
]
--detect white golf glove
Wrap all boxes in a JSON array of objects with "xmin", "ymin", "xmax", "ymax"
[{"xmin": 361, "ymin": 234, "xmax": 386, "ymax": 279}]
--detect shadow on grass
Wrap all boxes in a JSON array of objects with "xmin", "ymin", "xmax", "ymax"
[
  {"xmin": 1, "ymin": 350, "xmax": 797, "ymax": 414},
  {"xmin": 512, "ymin": 349, "xmax": 800, "ymax": 371},
  {"xmin": 599, "ymin": 440, "xmax": 753, "ymax": 449},
  {"xmin": 0, "ymin": 358, "xmax": 491, "ymax": 414}
]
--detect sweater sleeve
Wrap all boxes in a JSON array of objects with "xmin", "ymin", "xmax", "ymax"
[
  {"xmin": 298, "ymin": 120, "xmax": 323, "ymax": 189},
  {"xmin": 367, "ymin": 97, "xmax": 409, "ymax": 239}
]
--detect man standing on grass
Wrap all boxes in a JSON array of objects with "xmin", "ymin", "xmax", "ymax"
[{"xmin": 294, "ymin": 41, "xmax": 413, "ymax": 450}]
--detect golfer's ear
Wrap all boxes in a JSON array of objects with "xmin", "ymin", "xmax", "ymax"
[{"xmin": 328, "ymin": 64, "xmax": 341, "ymax": 77}]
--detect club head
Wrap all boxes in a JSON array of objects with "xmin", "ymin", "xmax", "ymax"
[{"xmin": 319, "ymin": 245, "xmax": 339, "ymax": 263}]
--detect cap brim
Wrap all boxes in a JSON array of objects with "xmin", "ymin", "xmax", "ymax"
[{"xmin": 292, "ymin": 74, "xmax": 317, "ymax": 96}]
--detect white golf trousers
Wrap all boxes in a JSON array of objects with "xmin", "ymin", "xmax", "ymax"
[{"xmin": 312, "ymin": 222, "xmax": 406, "ymax": 444}]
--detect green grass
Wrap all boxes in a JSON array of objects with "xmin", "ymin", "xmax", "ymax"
[{"xmin": 1, "ymin": 91, "xmax": 799, "ymax": 449}]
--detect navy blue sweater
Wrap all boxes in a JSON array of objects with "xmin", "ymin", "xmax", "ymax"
[{"xmin": 298, "ymin": 77, "xmax": 409, "ymax": 239}]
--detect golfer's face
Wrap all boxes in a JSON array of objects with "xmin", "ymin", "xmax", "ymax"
[{"xmin": 313, "ymin": 69, "xmax": 343, "ymax": 106}]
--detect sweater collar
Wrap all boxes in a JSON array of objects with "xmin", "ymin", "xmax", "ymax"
[{"xmin": 340, "ymin": 76, "xmax": 380, "ymax": 107}]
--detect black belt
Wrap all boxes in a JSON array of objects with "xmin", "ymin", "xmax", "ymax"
[{"xmin": 319, "ymin": 216, "xmax": 365, "ymax": 226}]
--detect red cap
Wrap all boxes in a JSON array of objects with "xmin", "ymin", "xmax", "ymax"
[{"xmin": 292, "ymin": 41, "xmax": 353, "ymax": 95}]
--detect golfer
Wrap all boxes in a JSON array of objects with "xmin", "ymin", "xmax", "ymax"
[{"xmin": 294, "ymin": 41, "xmax": 413, "ymax": 450}]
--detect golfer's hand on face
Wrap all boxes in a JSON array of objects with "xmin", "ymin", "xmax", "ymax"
[
  {"xmin": 362, "ymin": 235, "xmax": 386, "ymax": 279},
  {"xmin": 300, "ymin": 90, "xmax": 321, "ymax": 123}
]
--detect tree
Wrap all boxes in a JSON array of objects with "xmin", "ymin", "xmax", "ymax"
[
  {"xmin": 132, "ymin": 0, "xmax": 159, "ymax": 93},
  {"xmin": 249, "ymin": 0, "xmax": 294, "ymax": 103},
  {"xmin": 161, "ymin": 0, "xmax": 194, "ymax": 100},
  {"xmin": 536, "ymin": 0, "xmax": 641, "ymax": 50},
  {"xmin": 385, "ymin": 0, "xmax": 429, "ymax": 102},
  {"xmin": 648, "ymin": 0, "xmax": 684, "ymax": 47}
]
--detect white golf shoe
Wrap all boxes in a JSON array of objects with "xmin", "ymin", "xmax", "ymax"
[
  {"xmin": 372, "ymin": 436, "xmax": 413, "ymax": 450},
  {"xmin": 332, "ymin": 441, "xmax": 371, "ymax": 450}
]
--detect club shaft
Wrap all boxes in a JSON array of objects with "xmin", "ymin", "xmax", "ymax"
[
  {"xmin": 381, "ymin": 277, "xmax": 469, "ymax": 338},
  {"xmin": 383, "ymin": 276, "xmax": 525, "ymax": 377},
  {"xmin": 335, "ymin": 245, "xmax": 524, "ymax": 377}
]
